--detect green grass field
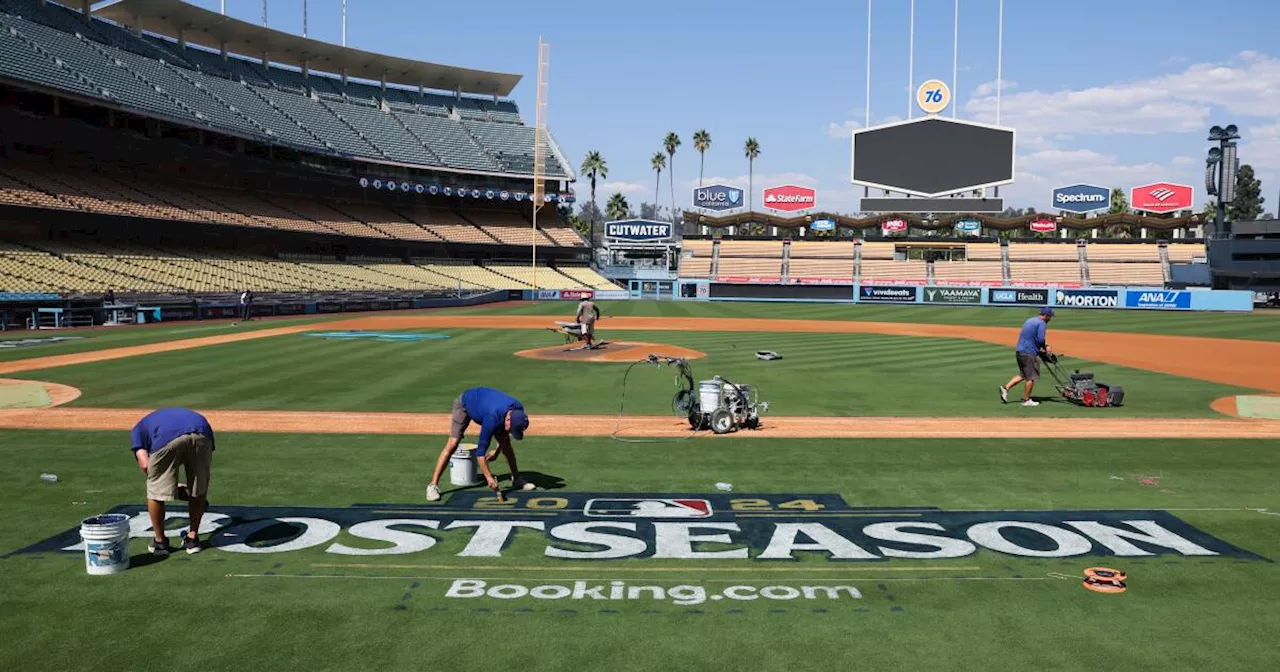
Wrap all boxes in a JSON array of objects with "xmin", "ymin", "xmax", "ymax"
[{"xmin": 2, "ymin": 302, "xmax": 1278, "ymax": 671}]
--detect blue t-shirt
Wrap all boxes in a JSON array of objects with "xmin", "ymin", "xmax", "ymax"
[
  {"xmin": 131, "ymin": 408, "xmax": 215, "ymax": 455},
  {"xmin": 1016, "ymin": 316, "xmax": 1047, "ymax": 355},
  {"xmin": 461, "ymin": 387, "xmax": 523, "ymax": 456}
]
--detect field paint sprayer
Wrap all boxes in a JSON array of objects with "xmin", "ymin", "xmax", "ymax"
[{"xmin": 615, "ymin": 355, "xmax": 770, "ymax": 438}]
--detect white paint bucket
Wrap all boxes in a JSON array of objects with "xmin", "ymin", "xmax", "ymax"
[
  {"xmin": 698, "ymin": 380, "xmax": 723, "ymax": 413},
  {"xmin": 80, "ymin": 513, "xmax": 131, "ymax": 575},
  {"xmin": 450, "ymin": 444, "xmax": 479, "ymax": 486}
]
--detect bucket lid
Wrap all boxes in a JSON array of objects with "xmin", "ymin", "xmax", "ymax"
[{"xmin": 82, "ymin": 513, "xmax": 130, "ymax": 526}]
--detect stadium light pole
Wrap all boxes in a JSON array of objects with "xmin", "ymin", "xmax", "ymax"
[
  {"xmin": 342, "ymin": 0, "xmax": 347, "ymax": 46},
  {"xmin": 303, "ymin": 1, "xmax": 307, "ymax": 37},
  {"xmin": 1208, "ymin": 124, "xmax": 1241, "ymax": 237},
  {"xmin": 220, "ymin": 1, "xmax": 226, "ymax": 14},
  {"xmin": 262, "ymin": 1, "xmax": 267, "ymax": 28},
  {"xmin": 907, "ymin": 0, "xmax": 915, "ymax": 120},
  {"xmin": 952, "ymin": 0, "xmax": 959, "ymax": 118},
  {"xmin": 995, "ymin": 0, "xmax": 1003, "ymax": 124},
  {"xmin": 865, "ymin": 0, "xmax": 871, "ymax": 130}
]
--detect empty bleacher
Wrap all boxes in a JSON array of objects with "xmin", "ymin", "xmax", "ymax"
[
  {"xmin": 1009, "ymin": 262, "xmax": 1082, "ymax": 284},
  {"xmin": 1007, "ymin": 243, "xmax": 1079, "ymax": 261},
  {"xmin": 860, "ymin": 259, "xmax": 927, "ymax": 282},
  {"xmin": 1166, "ymin": 243, "xmax": 1206, "ymax": 263},
  {"xmin": 933, "ymin": 261, "xmax": 1004, "ymax": 283},
  {"xmin": 789, "ymin": 258, "xmax": 853, "ymax": 281},
  {"xmin": 1088, "ymin": 263, "xmax": 1164, "ymax": 286},
  {"xmin": 1085, "ymin": 245, "xmax": 1161, "ymax": 262}
]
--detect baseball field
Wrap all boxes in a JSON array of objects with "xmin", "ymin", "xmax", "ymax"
[{"xmin": 2, "ymin": 301, "xmax": 1278, "ymax": 671}]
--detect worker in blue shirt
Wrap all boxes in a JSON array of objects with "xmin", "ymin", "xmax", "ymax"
[
  {"xmin": 1000, "ymin": 307, "xmax": 1054, "ymax": 407},
  {"xmin": 427, "ymin": 387, "xmax": 532, "ymax": 501},
  {"xmin": 130, "ymin": 407, "xmax": 216, "ymax": 556}
]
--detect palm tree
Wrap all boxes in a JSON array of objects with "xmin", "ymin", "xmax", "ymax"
[
  {"xmin": 744, "ymin": 137, "xmax": 760, "ymax": 212},
  {"xmin": 693, "ymin": 129, "xmax": 711, "ymax": 186},
  {"xmin": 650, "ymin": 152, "xmax": 666, "ymax": 217},
  {"xmin": 606, "ymin": 193, "xmax": 630, "ymax": 221},
  {"xmin": 663, "ymin": 132, "xmax": 681, "ymax": 224},
  {"xmin": 580, "ymin": 150, "xmax": 607, "ymax": 243}
]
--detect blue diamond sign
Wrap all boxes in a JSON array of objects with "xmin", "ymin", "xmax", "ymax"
[
  {"xmin": 692, "ymin": 184, "xmax": 745, "ymax": 211},
  {"xmin": 1051, "ymin": 184, "xmax": 1110, "ymax": 214}
]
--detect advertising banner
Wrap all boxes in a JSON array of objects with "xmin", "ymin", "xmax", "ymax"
[
  {"xmin": 693, "ymin": 184, "xmax": 745, "ymax": 211},
  {"xmin": 605, "ymin": 220, "xmax": 672, "ymax": 242},
  {"xmin": 1051, "ymin": 184, "xmax": 1110, "ymax": 214},
  {"xmin": 1029, "ymin": 219, "xmax": 1057, "ymax": 233},
  {"xmin": 763, "ymin": 185, "xmax": 817, "ymax": 212},
  {"xmin": 989, "ymin": 288, "xmax": 1049, "ymax": 305},
  {"xmin": 810, "ymin": 219, "xmax": 836, "ymax": 231},
  {"xmin": 1054, "ymin": 289, "xmax": 1119, "ymax": 308},
  {"xmin": 923, "ymin": 286, "xmax": 982, "ymax": 304},
  {"xmin": 1130, "ymin": 183, "xmax": 1193, "ymax": 214},
  {"xmin": 1125, "ymin": 289, "xmax": 1191, "ymax": 310},
  {"xmin": 859, "ymin": 285, "xmax": 919, "ymax": 303},
  {"xmin": 881, "ymin": 219, "xmax": 908, "ymax": 234}
]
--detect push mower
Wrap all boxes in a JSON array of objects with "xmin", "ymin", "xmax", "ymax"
[{"xmin": 1040, "ymin": 351, "xmax": 1125, "ymax": 408}]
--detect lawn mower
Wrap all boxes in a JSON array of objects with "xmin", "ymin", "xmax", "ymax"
[{"xmin": 1040, "ymin": 351, "xmax": 1125, "ymax": 408}]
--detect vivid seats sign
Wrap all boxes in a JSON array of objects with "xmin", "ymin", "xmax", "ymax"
[
  {"xmin": 1130, "ymin": 182, "xmax": 1193, "ymax": 214},
  {"xmin": 763, "ymin": 185, "xmax": 816, "ymax": 212}
]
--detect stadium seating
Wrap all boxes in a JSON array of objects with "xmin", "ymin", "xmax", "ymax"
[
  {"xmin": 0, "ymin": 2, "xmax": 572, "ymax": 178},
  {"xmin": 860, "ymin": 242, "xmax": 898, "ymax": 260},
  {"xmin": 555, "ymin": 265, "xmax": 618, "ymax": 290},
  {"xmin": 964, "ymin": 243, "xmax": 1003, "ymax": 261},
  {"xmin": 790, "ymin": 241, "xmax": 854, "ymax": 258},
  {"xmin": 1086, "ymin": 245, "xmax": 1161, "ymax": 262},
  {"xmin": 1166, "ymin": 243, "xmax": 1206, "ymax": 263},
  {"xmin": 1010, "ymin": 262, "xmax": 1082, "ymax": 284},
  {"xmin": 860, "ymin": 259, "xmax": 926, "ymax": 282},
  {"xmin": 678, "ymin": 256, "xmax": 712, "ymax": 278},
  {"xmin": 717, "ymin": 257, "xmax": 783, "ymax": 277},
  {"xmin": 933, "ymin": 261, "xmax": 1004, "ymax": 283},
  {"xmin": 1088, "ymin": 263, "xmax": 1164, "ymax": 285},
  {"xmin": 789, "ymin": 258, "xmax": 854, "ymax": 281},
  {"xmin": 1007, "ymin": 243, "xmax": 1079, "ymax": 261}
]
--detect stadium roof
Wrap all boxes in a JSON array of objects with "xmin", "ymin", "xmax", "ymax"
[{"xmin": 92, "ymin": 0, "xmax": 522, "ymax": 96}]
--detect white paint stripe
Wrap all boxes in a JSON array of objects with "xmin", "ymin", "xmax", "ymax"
[
  {"xmin": 312, "ymin": 563, "xmax": 982, "ymax": 573},
  {"xmin": 229, "ymin": 573, "xmax": 1041, "ymax": 583}
]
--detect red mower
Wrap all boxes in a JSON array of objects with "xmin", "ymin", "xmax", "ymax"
[{"xmin": 1040, "ymin": 352, "xmax": 1125, "ymax": 408}]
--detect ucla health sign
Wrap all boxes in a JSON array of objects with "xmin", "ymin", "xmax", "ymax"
[
  {"xmin": 1051, "ymin": 184, "xmax": 1110, "ymax": 214},
  {"xmin": 693, "ymin": 184, "xmax": 744, "ymax": 211},
  {"xmin": 1126, "ymin": 290, "xmax": 1191, "ymax": 310},
  {"xmin": 605, "ymin": 220, "xmax": 672, "ymax": 242}
]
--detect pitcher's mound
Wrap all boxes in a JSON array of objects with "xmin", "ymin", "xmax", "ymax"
[
  {"xmin": 516, "ymin": 341, "xmax": 706, "ymax": 363},
  {"xmin": 0, "ymin": 379, "xmax": 82, "ymax": 409}
]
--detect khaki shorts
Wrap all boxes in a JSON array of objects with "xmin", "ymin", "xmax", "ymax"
[
  {"xmin": 581, "ymin": 321, "xmax": 595, "ymax": 337},
  {"xmin": 146, "ymin": 433, "xmax": 213, "ymax": 501},
  {"xmin": 1016, "ymin": 352, "xmax": 1041, "ymax": 381},
  {"xmin": 450, "ymin": 394, "xmax": 472, "ymax": 439}
]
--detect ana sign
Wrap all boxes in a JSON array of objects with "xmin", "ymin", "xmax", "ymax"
[
  {"xmin": 16, "ymin": 492, "xmax": 1259, "ymax": 562},
  {"xmin": 605, "ymin": 220, "xmax": 672, "ymax": 242},
  {"xmin": 1125, "ymin": 290, "xmax": 1191, "ymax": 310},
  {"xmin": 693, "ymin": 184, "xmax": 745, "ymax": 211},
  {"xmin": 1052, "ymin": 184, "xmax": 1110, "ymax": 214},
  {"xmin": 762, "ymin": 185, "xmax": 816, "ymax": 212},
  {"xmin": 1130, "ymin": 182, "xmax": 1193, "ymax": 214},
  {"xmin": 1029, "ymin": 219, "xmax": 1057, "ymax": 233}
]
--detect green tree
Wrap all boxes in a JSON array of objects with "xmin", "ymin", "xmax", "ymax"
[
  {"xmin": 1229, "ymin": 164, "xmax": 1264, "ymax": 221},
  {"xmin": 663, "ymin": 132, "xmax": 681, "ymax": 224},
  {"xmin": 579, "ymin": 150, "xmax": 607, "ymax": 242},
  {"xmin": 744, "ymin": 137, "xmax": 760, "ymax": 212},
  {"xmin": 1202, "ymin": 199, "xmax": 1218, "ymax": 218},
  {"xmin": 650, "ymin": 152, "xmax": 666, "ymax": 215},
  {"xmin": 606, "ymin": 193, "xmax": 631, "ymax": 221},
  {"xmin": 693, "ymin": 129, "xmax": 711, "ymax": 186},
  {"xmin": 1108, "ymin": 188, "xmax": 1130, "ymax": 214}
]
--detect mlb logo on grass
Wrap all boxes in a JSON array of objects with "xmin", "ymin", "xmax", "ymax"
[{"xmin": 585, "ymin": 498, "xmax": 713, "ymax": 518}]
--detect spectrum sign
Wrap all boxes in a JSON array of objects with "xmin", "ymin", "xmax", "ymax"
[
  {"xmin": 762, "ymin": 185, "xmax": 816, "ymax": 212},
  {"xmin": 1051, "ymin": 184, "xmax": 1110, "ymax": 214}
]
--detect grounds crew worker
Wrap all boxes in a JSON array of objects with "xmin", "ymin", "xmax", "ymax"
[
  {"xmin": 576, "ymin": 297, "xmax": 601, "ymax": 347},
  {"xmin": 427, "ymin": 387, "xmax": 533, "ymax": 501},
  {"xmin": 1000, "ymin": 307, "xmax": 1054, "ymax": 407},
  {"xmin": 131, "ymin": 407, "xmax": 215, "ymax": 556}
]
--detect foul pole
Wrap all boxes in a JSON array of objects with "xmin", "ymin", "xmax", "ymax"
[{"xmin": 531, "ymin": 38, "xmax": 550, "ymax": 290}]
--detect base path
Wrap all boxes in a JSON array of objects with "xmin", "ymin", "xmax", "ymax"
[
  {"xmin": 327, "ymin": 315, "xmax": 1280, "ymax": 393},
  {"xmin": 2, "ymin": 407, "xmax": 1279, "ymax": 438}
]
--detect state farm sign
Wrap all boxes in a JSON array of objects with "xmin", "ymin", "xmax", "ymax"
[
  {"xmin": 1029, "ymin": 219, "xmax": 1057, "ymax": 233},
  {"xmin": 1130, "ymin": 182, "xmax": 1193, "ymax": 214},
  {"xmin": 762, "ymin": 185, "xmax": 816, "ymax": 212}
]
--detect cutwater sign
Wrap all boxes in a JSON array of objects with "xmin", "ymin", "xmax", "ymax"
[
  {"xmin": 810, "ymin": 219, "xmax": 836, "ymax": 232},
  {"xmin": 693, "ymin": 184, "xmax": 744, "ymax": 211},
  {"xmin": 606, "ymin": 220, "xmax": 672, "ymax": 242},
  {"xmin": 1126, "ymin": 290, "xmax": 1191, "ymax": 309},
  {"xmin": 1052, "ymin": 184, "xmax": 1110, "ymax": 214},
  {"xmin": 1056, "ymin": 289, "xmax": 1118, "ymax": 308},
  {"xmin": 14, "ymin": 492, "xmax": 1260, "ymax": 562}
]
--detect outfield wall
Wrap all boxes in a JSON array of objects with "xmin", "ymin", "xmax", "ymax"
[{"xmin": 673, "ymin": 281, "xmax": 1255, "ymax": 312}]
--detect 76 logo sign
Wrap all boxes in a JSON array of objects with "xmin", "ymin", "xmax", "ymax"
[{"xmin": 916, "ymin": 79, "xmax": 951, "ymax": 115}]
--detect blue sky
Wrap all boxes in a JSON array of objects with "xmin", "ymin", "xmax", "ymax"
[{"xmin": 190, "ymin": 0, "xmax": 1280, "ymax": 215}]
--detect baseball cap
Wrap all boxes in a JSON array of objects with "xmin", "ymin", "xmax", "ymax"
[
  {"xmin": 509, "ymin": 408, "xmax": 529, "ymax": 440},
  {"xmin": 1040, "ymin": 307, "xmax": 1055, "ymax": 317}
]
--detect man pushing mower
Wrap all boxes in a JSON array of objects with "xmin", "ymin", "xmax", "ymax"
[{"xmin": 1000, "ymin": 307, "xmax": 1054, "ymax": 407}]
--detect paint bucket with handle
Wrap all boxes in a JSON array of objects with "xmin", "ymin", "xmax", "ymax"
[
  {"xmin": 80, "ymin": 513, "xmax": 131, "ymax": 575},
  {"xmin": 450, "ymin": 444, "xmax": 479, "ymax": 487}
]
